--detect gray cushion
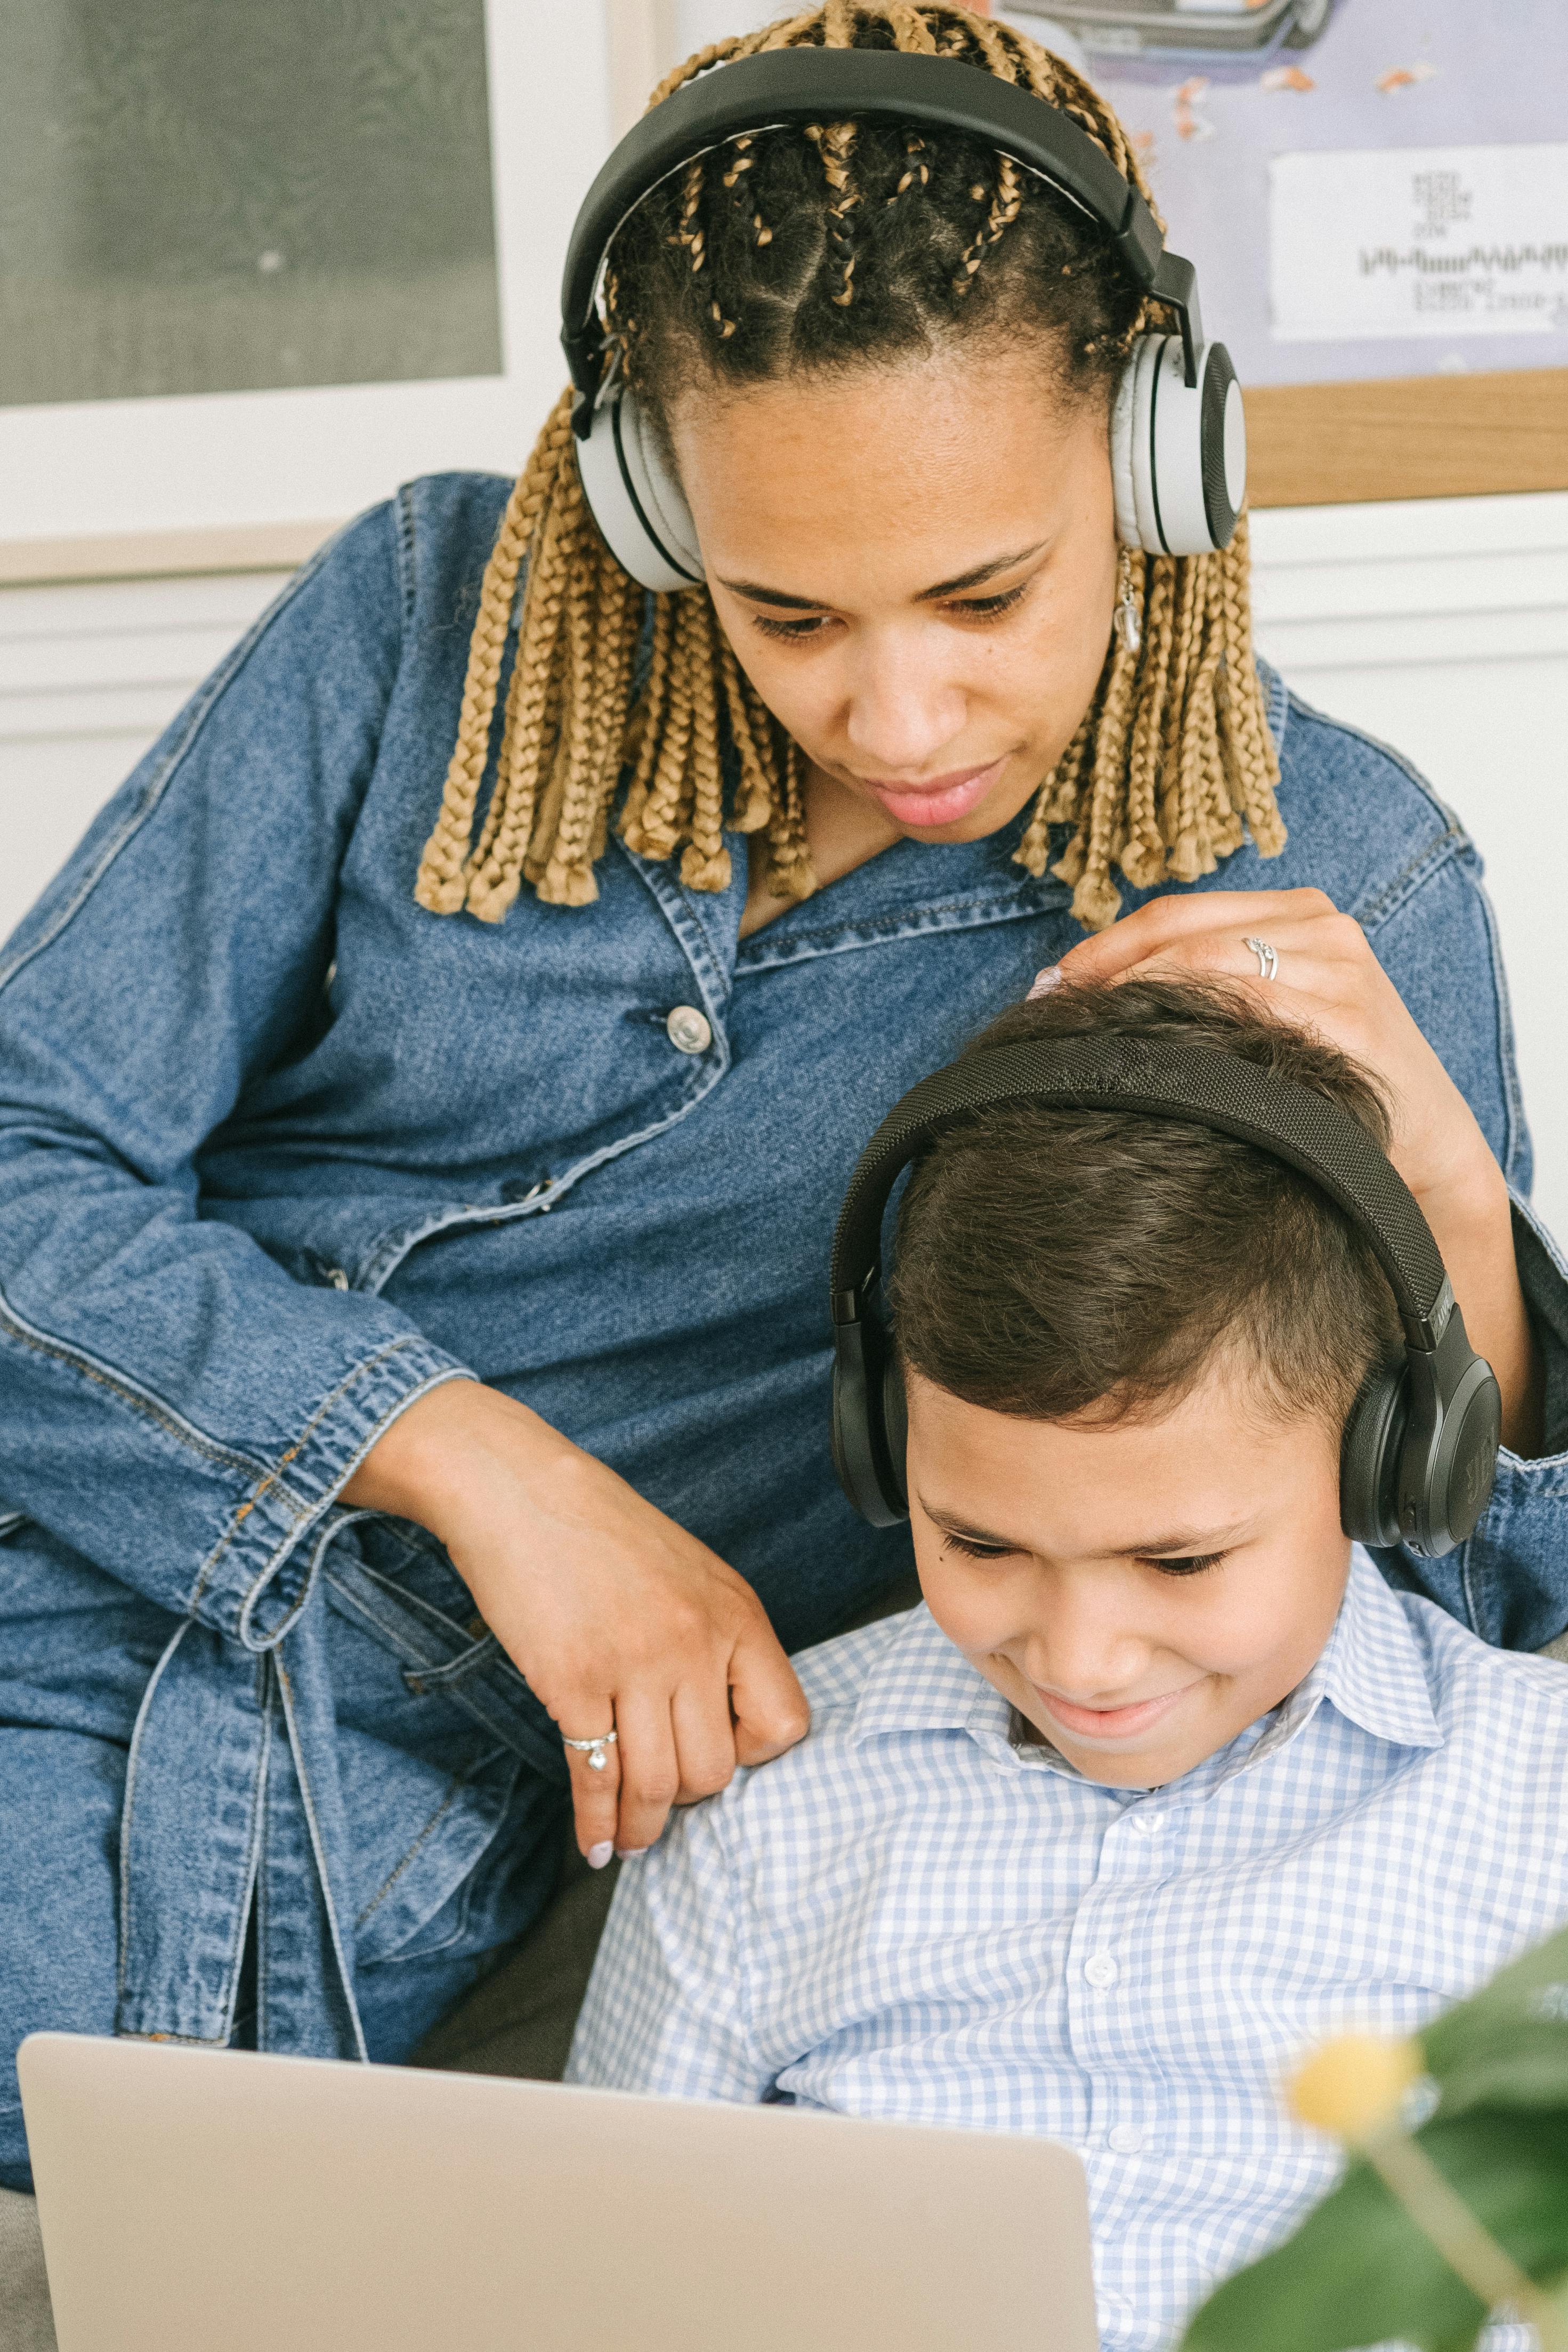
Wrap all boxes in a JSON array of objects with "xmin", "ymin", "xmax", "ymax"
[{"xmin": 0, "ymin": 2185, "xmax": 55, "ymax": 2352}]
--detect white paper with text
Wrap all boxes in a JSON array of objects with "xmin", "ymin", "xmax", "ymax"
[{"xmin": 1270, "ymin": 143, "xmax": 1568, "ymax": 343}]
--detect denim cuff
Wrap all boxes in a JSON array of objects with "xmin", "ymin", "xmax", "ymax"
[
  {"xmin": 186, "ymin": 1335, "xmax": 471, "ymax": 1650},
  {"xmin": 1510, "ymin": 1186, "xmax": 1568, "ymax": 1460},
  {"xmin": 1446, "ymin": 1189, "xmax": 1568, "ymax": 1653}
]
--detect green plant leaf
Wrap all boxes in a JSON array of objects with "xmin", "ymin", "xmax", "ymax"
[
  {"xmin": 1422, "ymin": 1923, "xmax": 1568, "ymax": 2119},
  {"xmin": 1180, "ymin": 2110, "xmax": 1568, "ymax": 2352}
]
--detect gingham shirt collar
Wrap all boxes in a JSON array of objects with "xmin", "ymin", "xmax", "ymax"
[{"xmin": 847, "ymin": 1547, "xmax": 1444, "ymax": 1798}]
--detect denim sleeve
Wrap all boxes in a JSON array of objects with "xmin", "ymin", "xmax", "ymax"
[
  {"xmin": 1361, "ymin": 844, "xmax": 1568, "ymax": 1651},
  {"xmin": 0, "ymin": 505, "xmax": 470, "ymax": 1647}
]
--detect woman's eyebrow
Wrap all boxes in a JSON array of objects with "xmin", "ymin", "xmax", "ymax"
[
  {"xmin": 716, "ymin": 541, "xmax": 1048, "ymax": 612},
  {"xmin": 716, "ymin": 577, "xmax": 823, "ymax": 611},
  {"xmin": 915, "ymin": 543, "xmax": 1046, "ymax": 600}
]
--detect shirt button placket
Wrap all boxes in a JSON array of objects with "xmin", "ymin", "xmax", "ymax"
[{"xmin": 1066, "ymin": 1855, "xmax": 1147, "ymax": 2170}]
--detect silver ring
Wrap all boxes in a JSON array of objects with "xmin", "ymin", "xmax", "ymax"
[
  {"xmin": 1243, "ymin": 934, "xmax": 1279, "ymax": 983},
  {"xmin": 561, "ymin": 1728, "xmax": 618, "ymax": 1774}
]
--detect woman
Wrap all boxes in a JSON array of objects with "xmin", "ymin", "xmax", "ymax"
[{"xmin": 1, "ymin": 2, "xmax": 1563, "ymax": 2185}]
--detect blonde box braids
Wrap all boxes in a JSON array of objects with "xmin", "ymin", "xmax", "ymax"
[{"xmin": 415, "ymin": 2, "xmax": 1283, "ymax": 931}]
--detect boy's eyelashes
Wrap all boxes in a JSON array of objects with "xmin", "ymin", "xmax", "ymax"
[
  {"xmin": 940, "ymin": 1530, "xmax": 1016, "ymax": 1562},
  {"xmin": 937, "ymin": 1531, "xmax": 1229, "ymax": 1580},
  {"xmin": 1141, "ymin": 1551, "xmax": 1227, "ymax": 1579}
]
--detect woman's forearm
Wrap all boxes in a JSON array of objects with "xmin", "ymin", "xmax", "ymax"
[{"xmin": 340, "ymin": 1376, "xmax": 575, "ymax": 1533}]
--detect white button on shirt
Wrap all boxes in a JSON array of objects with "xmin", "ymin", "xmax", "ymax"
[{"xmin": 569, "ymin": 1552, "xmax": 1568, "ymax": 2352}]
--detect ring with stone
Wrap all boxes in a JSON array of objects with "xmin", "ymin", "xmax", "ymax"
[
  {"xmin": 1243, "ymin": 934, "xmax": 1279, "ymax": 983},
  {"xmin": 561, "ymin": 1728, "xmax": 618, "ymax": 1773}
]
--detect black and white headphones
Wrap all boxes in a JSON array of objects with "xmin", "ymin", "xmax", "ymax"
[
  {"xmin": 560, "ymin": 46, "xmax": 1249, "ymax": 593},
  {"xmin": 829, "ymin": 1034, "xmax": 1502, "ymax": 1561}
]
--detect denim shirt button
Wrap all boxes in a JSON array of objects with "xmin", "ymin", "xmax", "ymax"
[{"xmin": 666, "ymin": 1006, "xmax": 713, "ymax": 1055}]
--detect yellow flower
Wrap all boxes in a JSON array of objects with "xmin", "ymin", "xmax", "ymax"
[{"xmin": 1289, "ymin": 2034, "xmax": 1424, "ymax": 2144}]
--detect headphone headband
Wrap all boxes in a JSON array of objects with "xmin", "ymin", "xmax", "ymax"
[
  {"xmin": 829, "ymin": 1036, "xmax": 1453, "ymax": 1353},
  {"xmin": 561, "ymin": 46, "xmax": 1203, "ymax": 417},
  {"xmin": 828, "ymin": 1030, "xmax": 1500, "ymax": 1557}
]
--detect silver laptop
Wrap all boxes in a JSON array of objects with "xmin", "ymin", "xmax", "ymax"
[{"xmin": 19, "ymin": 2033, "xmax": 1098, "ymax": 2351}]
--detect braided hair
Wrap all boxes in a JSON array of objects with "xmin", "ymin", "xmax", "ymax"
[{"xmin": 416, "ymin": 2, "xmax": 1283, "ymax": 931}]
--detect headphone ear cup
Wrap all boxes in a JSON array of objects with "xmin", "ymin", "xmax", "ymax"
[
  {"xmin": 572, "ymin": 389, "xmax": 705, "ymax": 593},
  {"xmin": 1112, "ymin": 334, "xmax": 1246, "ymax": 556},
  {"xmin": 882, "ymin": 1350, "xmax": 909, "ymax": 1518},
  {"xmin": 1111, "ymin": 335, "xmax": 1159, "ymax": 551},
  {"xmin": 831, "ymin": 1308, "xmax": 909, "ymax": 1529},
  {"xmin": 1340, "ymin": 1359, "xmax": 1409, "ymax": 1549}
]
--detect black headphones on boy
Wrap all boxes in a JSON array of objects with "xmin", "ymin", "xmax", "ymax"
[
  {"xmin": 829, "ymin": 1035, "xmax": 1503, "ymax": 1560},
  {"xmin": 561, "ymin": 46, "xmax": 1247, "ymax": 591}
]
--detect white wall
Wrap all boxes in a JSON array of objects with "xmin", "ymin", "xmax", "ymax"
[{"xmin": 3, "ymin": 493, "xmax": 1566, "ymax": 1234}]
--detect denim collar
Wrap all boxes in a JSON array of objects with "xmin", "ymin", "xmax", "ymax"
[{"xmin": 689, "ymin": 658, "xmax": 1293, "ymax": 981}]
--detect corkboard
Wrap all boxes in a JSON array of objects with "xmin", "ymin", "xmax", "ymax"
[{"xmin": 1244, "ymin": 369, "xmax": 1568, "ymax": 510}]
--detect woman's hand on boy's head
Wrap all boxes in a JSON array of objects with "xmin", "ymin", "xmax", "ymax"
[
  {"xmin": 1054, "ymin": 887, "xmax": 1542, "ymax": 1455},
  {"xmin": 1055, "ymin": 887, "xmax": 1488, "ymax": 1209}
]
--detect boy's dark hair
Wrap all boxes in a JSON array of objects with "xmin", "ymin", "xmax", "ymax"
[{"xmin": 888, "ymin": 976, "xmax": 1404, "ymax": 1430}]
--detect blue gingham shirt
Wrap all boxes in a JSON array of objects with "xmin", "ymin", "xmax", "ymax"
[{"xmin": 569, "ymin": 1551, "xmax": 1568, "ymax": 2352}]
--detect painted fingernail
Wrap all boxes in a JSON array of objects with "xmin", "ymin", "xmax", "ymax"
[
  {"xmin": 586, "ymin": 1841, "xmax": 615, "ymax": 1870},
  {"xmin": 1026, "ymin": 965, "xmax": 1062, "ymax": 1000},
  {"xmin": 616, "ymin": 1847, "xmax": 650, "ymax": 1860}
]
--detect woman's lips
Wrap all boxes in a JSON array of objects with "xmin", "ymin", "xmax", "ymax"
[
  {"xmin": 855, "ymin": 757, "xmax": 1006, "ymax": 830},
  {"xmin": 1030, "ymin": 1681, "xmax": 1198, "ymax": 1744}
]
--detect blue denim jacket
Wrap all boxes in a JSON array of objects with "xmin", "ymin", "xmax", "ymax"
[{"xmin": 3, "ymin": 472, "xmax": 1567, "ymax": 2074}]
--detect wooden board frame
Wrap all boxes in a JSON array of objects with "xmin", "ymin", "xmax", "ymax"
[{"xmin": 1244, "ymin": 369, "xmax": 1568, "ymax": 511}]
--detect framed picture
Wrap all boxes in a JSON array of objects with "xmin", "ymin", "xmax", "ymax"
[{"xmin": 0, "ymin": 2, "xmax": 613, "ymax": 570}]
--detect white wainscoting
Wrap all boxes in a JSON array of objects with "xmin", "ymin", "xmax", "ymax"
[
  {"xmin": 1248, "ymin": 492, "xmax": 1568, "ymax": 1238},
  {"xmin": 3, "ymin": 492, "xmax": 1566, "ymax": 1230},
  {"xmin": 0, "ymin": 568, "xmax": 291, "ymax": 937}
]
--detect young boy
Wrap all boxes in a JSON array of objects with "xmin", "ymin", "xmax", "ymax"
[{"xmin": 567, "ymin": 977, "xmax": 1568, "ymax": 2352}]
